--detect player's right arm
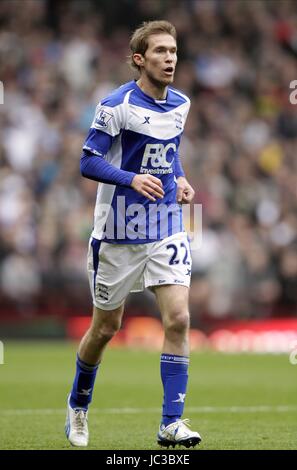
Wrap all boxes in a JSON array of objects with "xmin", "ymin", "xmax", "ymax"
[
  {"xmin": 81, "ymin": 101, "xmax": 164, "ymax": 201},
  {"xmin": 81, "ymin": 153, "xmax": 164, "ymax": 201},
  {"xmin": 130, "ymin": 174, "xmax": 164, "ymax": 202}
]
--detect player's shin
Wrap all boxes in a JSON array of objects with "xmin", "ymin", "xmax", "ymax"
[
  {"xmin": 160, "ymin": 354, "xmax": 189, "ymax": 426},
  {"xmin": 69, "ymin": 354, "xmax": 99, "ymax": 410}
]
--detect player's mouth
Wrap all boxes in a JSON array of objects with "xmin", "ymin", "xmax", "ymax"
[{"xmin": 163, "ymin": 66, "xmax": 174, "ymax": 76}]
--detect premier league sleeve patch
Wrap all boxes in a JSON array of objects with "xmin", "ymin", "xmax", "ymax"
[
  {"xmin": 94, "ymin": 108, "xmax": 114, "ymax": 128},
  {"xmin": 91, "ymin": 103, "xmax": 123, "ymax": 137}
]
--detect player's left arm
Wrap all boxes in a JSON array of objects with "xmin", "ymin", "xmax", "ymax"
[
  {"xmin": 175, "ymin": 98, "xmax": 195, "ymax": 204},
  {"xmin": 176, "ymin": 176, "xmax": 195, "ymax": 204},
  {"xmin": 175, "ymin": 152, "xmax": 195, "ymax": 204}
]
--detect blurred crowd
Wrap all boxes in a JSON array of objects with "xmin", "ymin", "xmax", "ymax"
[{"xmin": 0, "ymin": 0, "xmax": 296, "ymax": 324}]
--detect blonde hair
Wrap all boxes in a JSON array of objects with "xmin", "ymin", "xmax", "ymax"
[{"xmin": 128, "ymin": 20, "xmax": 176, "ymax": 71}]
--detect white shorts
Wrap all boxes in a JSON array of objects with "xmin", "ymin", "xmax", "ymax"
[{"xmin": 87, "ymin": 232, "xmax": 192, "ymax": 310}]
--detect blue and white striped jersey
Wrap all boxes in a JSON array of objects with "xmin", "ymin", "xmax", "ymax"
[{"xmin": 83, "ymin": 80, "xmax": 191, "ymax": 243}]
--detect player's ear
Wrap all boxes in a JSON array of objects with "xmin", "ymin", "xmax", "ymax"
[{"xmin": 133, "ymin": 53, "xmax": 144, "ymax": 67}]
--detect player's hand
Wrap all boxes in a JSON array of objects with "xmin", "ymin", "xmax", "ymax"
[
  {"xmin": 131, "ymin": 174, "xmax": 164, "ymax": 202},
  {"xmin": 176, "ymin": 176, "xmax": 195, "ymax": 204}
]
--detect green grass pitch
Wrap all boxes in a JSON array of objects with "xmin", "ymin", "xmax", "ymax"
[{"xmin": 0, "ymin": 341, "xmax": 296, "ymax": 450}]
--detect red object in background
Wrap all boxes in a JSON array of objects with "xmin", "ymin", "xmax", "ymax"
[
  {"xmin": 66, "ymin": 316, "xmax": 91, "ymax": 340},
  {"xmin": 208, "ymin": 318, "xmax": 297, "ymax": 353},
  {"xmin": 223, "ymin": 318, "xmax": 297, "ymax": 332},
  {"xmin": 275, "ymin": 20, "xmax": 293, "ymax": 43},
  {"xmin": 66, "ymin": 316, "xmax": 297, "ymax": 353}
]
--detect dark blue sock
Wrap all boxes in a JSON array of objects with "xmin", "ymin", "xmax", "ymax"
[
  {"xmin": 70, "ymin": 355, "xmax": 99, "ymax": 410},
  {"xmin": 160, "ymin": 354, "xmax": 189, "ymax": 427}
]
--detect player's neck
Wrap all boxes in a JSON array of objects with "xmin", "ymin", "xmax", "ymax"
[{"xmin": 136, "ymin": 77, "xmax": 167, "ymax": 101}]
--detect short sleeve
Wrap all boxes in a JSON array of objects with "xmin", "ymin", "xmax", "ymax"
[{"xmin": 83, "ymin": 102, "xmax": 125, "ymax": 157}]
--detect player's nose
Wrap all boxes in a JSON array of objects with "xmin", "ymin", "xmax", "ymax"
[
  {"xmin": 165, "ymin": 57, "xmax": 175, "ymax": 67},
  {"xmin": 164, "ymin": 50, "xmax": 174, "ymax": 61}
]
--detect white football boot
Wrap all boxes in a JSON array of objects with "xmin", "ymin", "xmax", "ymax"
[
  {"xmin": 65, "ymin": 396, "xmax": 89, "ymax": 447},
  {"xmin": 157, "ymin": 419, "xmax": 201, "ymax": 448}
]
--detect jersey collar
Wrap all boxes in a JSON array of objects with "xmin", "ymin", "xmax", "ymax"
[{"xmin": 132, "ymin": 80, "xmax": 168, "ymax": 104}]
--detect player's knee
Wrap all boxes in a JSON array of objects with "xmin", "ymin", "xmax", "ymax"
[
  {"xmin": 91, "ymin": 319, "xmax": 121, "ymax": 343},
  {"xmin": 164, "ymin": 311, "xmax": 189, "ymax": 335}
]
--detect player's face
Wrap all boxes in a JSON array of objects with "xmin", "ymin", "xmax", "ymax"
[{"xmin": 142, "ymin": 33, "xmax": 177, "ymax": 87}]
